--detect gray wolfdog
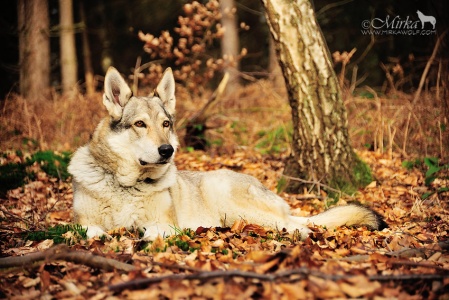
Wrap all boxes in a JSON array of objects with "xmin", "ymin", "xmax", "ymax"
[{"xmin": 68, "ymin": 67, "xmax": 386, "ymax": 240}]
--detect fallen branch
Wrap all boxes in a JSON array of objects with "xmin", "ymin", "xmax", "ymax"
[
  {"xmin": 0, "ymin": 244, "xmax": 63, "ymax": 269},
  {"xmin": 109, "ymin": 265, "xmax": 449, "ymax": 292},
  {"xmin": 295, "ymin": 195, "xmax": 325, "ymax": 200},
  {"xmin": 281, "ymin": 174, "xmax": 353, "ymax": 199},
  {"xmin": 370, "ymin": 273, "xmax": 449, "ymax": 282},
  {"xmin": 0, "ymin": 244, "xmax": 136, "ymax": 272},
  {"xmin": 391, "ymin": 260, "xmax": 449, "ymax": 272},
  {"xmin": 150, "ymin": 261, "xmax": 201, "ymax": 273},
  {"xmin": 109, "ymin": 268, "xmax": 313, "ymax": 292}
]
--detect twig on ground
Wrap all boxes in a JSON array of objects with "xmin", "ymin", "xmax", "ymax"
[
  {"xmin": 391, "ymin": 260, "xmax": 449, "ymax": 272},
  {"xmin": 109, "ymin": 268, "xmax": 313, "ymax": 292},
  {"xmin": 150, "ymin": 261, "xmax": 200, "ymax": 273},
  {"xmin": 109, "ymin": 265, "xmax": 449, "ymax": 292},
  {"xmin": 281, "ymin": 175, "xmax": 354, "ymax": 199},
  {"xmin": 371, "ymin": 273, "xmax": 449, "ymax": 282},
  {"xmin": 0, "ymin": 244, "xmax": 137, "ymax": 272},
  {"xmin": 0, "ymin": 207, "xmax": 35, "ymax": 227},
  {"xmin": 295, "ymin": 195, "xmax": 325, "ymax": 200}
]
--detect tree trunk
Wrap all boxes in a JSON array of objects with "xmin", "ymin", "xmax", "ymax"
[
  {"xmin": 59, "ymin": 0, "xmax": 78, "ymax": 94},
  {"xmin": 261, "ymin": 0, "xmax": 371, "ymax": 193},
  {"xmin": 98, "ymin": 0, "xmax": 113, "ymax": 73},
  {"xmin": 220, "ymin": 0, "xmax": 240, "ymax": 91},
  {"xmin": 79, "ymin": 0, "xmax": 95, "ymax": 96},
  {"xmin": 17, "ymin": 0, "xmax": 50, "ymax": 100}
]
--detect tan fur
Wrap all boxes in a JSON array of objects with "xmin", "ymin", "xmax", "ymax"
[{"xmin": 68, "ymin": 67, "xmax": 385, "ymax": 240}]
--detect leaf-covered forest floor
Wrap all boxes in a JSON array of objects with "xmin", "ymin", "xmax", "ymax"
[
  {"xmin": 1, "ymin": 77, "xmax": 448, "ymax": 298},
  {"xmin": 0, "ymin": 148, "xmax": 448, "ymax": 299}
]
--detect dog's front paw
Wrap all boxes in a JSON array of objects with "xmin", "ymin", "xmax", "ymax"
[
  {"xmin": 142, "ymin": 228, "xmax": 163, "ymax": 241},
  {"xmin": 86, "ymin": 225, "xmax": 111, "ymax": 240},
  {"xmin": 141, "ymin": 224, "xmax": 172, "ymax": 241}
]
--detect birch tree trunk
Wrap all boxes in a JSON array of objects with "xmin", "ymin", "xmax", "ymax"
[
  {"xmin": 59, "ymin": 0, "xmax": 78, "ymax": 94},
  {"xmin": 261, "ymin": 0, "xmax": 371, "ymax": 192},
  {"xmin": 17, "ymin": 0, "xmax": 50, "ymax": 100}
]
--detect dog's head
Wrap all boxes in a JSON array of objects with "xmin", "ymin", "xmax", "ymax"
[{"xmin": 101, "ymin": 67, "xmax": 179, "ymax": 173}]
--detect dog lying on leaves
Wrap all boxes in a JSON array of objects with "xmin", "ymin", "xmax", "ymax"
[{"xmin": 68, "ymin": 67, "xmax": 386, "ymax": 241}]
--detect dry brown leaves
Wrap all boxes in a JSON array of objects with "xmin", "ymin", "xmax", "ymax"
[{"xmin": 1, "ymin": 150, "xmax": 448, "ymax": 299}]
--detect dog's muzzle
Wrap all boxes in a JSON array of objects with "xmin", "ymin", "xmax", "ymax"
[{"xmin": 138, "ymin": 144, "xmax": 174, "ymax": 166}]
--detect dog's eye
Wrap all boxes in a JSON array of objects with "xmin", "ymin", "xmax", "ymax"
[
  {"xmin": 134, "ymin": 121, "xmax": 146, "ymax": 128},
  {"xmin": 162, "ymin": 120, "xmax": 170, "ymax": 128}
]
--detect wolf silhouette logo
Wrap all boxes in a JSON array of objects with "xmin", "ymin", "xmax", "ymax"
[{"xmin": 417, "ymin": 10, "xmax": 436, "ymax": 29}]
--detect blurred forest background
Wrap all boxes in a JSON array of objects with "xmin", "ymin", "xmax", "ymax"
[{"xmin": 0, "ymin": 0, "xmax": 448, "ymax": 158}]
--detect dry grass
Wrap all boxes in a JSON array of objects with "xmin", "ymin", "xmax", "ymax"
[
  {"xmin": 200, "ymin": 79, "xmax": 292, "ymax": 154},
  {"xmin": 0, "ymin": 79, "xmax": 447, "ymax": 159},
  {"xmin": 345, "ymin": 88, "xmax": 447, "ymax": 159},
  {"xmin": 0, "ymin": 92, "xmax": 105, "ymax": 152}
]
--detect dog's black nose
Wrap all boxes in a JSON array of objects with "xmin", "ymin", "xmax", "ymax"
[{"xmin": 158, "ymin": 144, "xmax": 174, "ymax": 159}]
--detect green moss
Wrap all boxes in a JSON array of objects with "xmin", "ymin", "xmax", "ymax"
[
  {"xmin": 29, "ymin": 150, "xmax": 71, "ymax": 180},
  {"xmin": 352, "ymin": 154, "xmax": 373, "ymax": 187},
  {"xmin": 276, "ymin": 176, "xmax": 288, "ymax": 193},
  {"xmin": 256, "ymin": 123, "xmax": 292, "ymax": 155},
  {"xmin": 328, "ymin": 153, "xmax": 373, "ymax": 200},
  {"xmin": 327, "ymin": 178, "xmax": 356, "ymax": 201},
  {"xmin": 165, "ymin": 227, "xmax": 199, "ymax": 252},
  {"xmin": 25, "ymin": 224, "xmax": 87, "ymax": 245},
  {"xmin": 0, "ymin": 150, "xmax": 72, "ymax": 196},
  {"xmin": 0, "ymin": 162, "xmax": 28, "ymax": 197}
]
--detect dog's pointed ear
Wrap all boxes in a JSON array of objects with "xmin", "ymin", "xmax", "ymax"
[
  {"xmin": 103, "ymin": 67, "xmax": 132, "ymax": 120},
  {"xmin": 155, "ymin": 68, "xmax": 176, "ymax": 115}
]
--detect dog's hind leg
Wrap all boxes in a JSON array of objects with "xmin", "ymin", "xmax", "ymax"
[{"xmin": 199, "ymin": 169, "xmax": 294, "ymax": 231}]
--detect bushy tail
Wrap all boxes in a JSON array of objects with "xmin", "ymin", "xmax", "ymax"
[{"xmin": 293, "ymin": 204, "xmax": 387, "ymax": 230}]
